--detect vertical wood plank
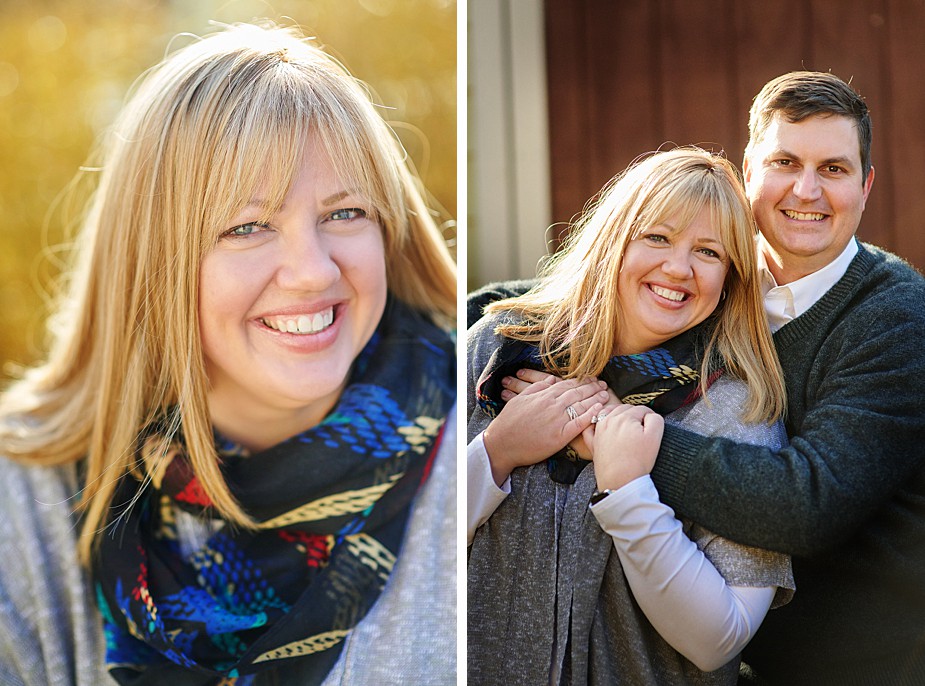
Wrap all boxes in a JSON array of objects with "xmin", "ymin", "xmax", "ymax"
[{"xmin": 883, "ymin": 0, "xmax": 925, "ymax": 270}]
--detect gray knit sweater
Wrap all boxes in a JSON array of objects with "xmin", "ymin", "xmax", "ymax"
[
  {"xmin": 651, "ymin": 243, "xmax": 925, "ymax": 685},
  {"xmin": 0, "ymin": 408, "xmax": 457, "ymax": 686}
]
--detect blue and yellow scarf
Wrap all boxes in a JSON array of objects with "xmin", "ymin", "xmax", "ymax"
[{"xmin": 93, "ymin": 299, "xmax": 455, "ymax": 685}]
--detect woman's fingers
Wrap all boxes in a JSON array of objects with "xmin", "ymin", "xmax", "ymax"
[
  {"xmin": 642, "ymin": 411, "xmax": 665, "ymax": 437},
  {"xmin": 500, "ymin": 375, "xmax": 533, "ymax": 397},
  {"xmin": 599, "ymin": 403, "xmax": 648, "ymax": 422},
  {"xmin": 561, "ymin": 391, "xmax": 608, "ymax": 428},
  {"xmin": 502, "ymin": 373, "xmax": 605, "ymax": 400},
  {"xmin": 516, "ymin": 368, "xmax": 557, "ymax": 384},
  {"xmin": 589, "ymin": 405, "xmax": 664, "ymax": 490},
  {"xmin": 553, "ymin": 376, "xmax": 605, "ymax": 398}
]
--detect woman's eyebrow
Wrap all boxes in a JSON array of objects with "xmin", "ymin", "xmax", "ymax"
[
  {"xmin": 241, "ymin": 190, "xmax": 357, "ymax": 211},
  {"xmin": 321, "ymin": 190, "xmax": 359, "ymax": 206}
]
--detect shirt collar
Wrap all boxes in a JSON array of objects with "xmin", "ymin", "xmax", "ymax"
[{"xmin": 758, "ymin": 235, "xmax": 859, "ymax": 324}]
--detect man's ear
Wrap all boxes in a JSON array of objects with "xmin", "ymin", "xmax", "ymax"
[{"xmin": 861, "ymin": 165, "xmax": 875, "ymax": 209}]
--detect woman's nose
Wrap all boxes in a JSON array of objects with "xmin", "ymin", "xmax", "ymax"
[
  {"xmin": 275, "ymin": 227, "xmax": 341, "ymax": 292},
  {"xmin": 661, "ymin": 249, "xmax": 694, "ymax": 279}
]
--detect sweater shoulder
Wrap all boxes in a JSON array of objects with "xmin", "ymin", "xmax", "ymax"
[
  {"xmin": 856, "ymin": 243, "xmax": 925, "ymax": 300},
  {"xmin": 838, "ymin": 244, "xmax": 925, "ymax": 336},
  {"xmin": 776, "ymin": 243, "xmax": 925, "ymax": 349},
  {"xmin": 466, "ymin": 310, "xmax": 521, "ymax": 370},
  {"xmin": 0, "ymin": 457, "xmax": 107, "ymax": 686},
  {"xmin": 666, "ymin": 377, "xmax": 787, "ymax": 450},
  {"xmin": 0, "ymin": 456, "xmax": 81, "ymax": 525}
]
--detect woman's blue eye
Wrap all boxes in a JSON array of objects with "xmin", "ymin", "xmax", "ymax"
[
  {"xmin": 328, "ymin": 208, "xmax": 367, "ymax": 222},
  {"xmin": 221, "ymin": 222, "xmax": 268, "ymax": 239},
  {"xmin": 644, "ymin": 233, "xmax": 668, "ymax": 243}
]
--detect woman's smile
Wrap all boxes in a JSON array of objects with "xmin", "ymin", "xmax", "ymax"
[
  {"xmin": 259, "ymin": 306, "xmax": 335, "ymax": 334},
  {"xmin": 646, "ymin": 283, "xmax": 692, "ymax": 304}
]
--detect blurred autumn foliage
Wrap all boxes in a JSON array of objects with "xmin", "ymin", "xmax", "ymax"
[{"xmin": 0, "ymin": 0, "xmax": 456, "ymax": 375}]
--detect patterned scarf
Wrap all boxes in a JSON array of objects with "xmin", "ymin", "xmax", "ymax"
[
  {"xmin": 476, "ymin": 321, "xmax": 720, "ymax": 482},
  {"xmin": 92, "ymin": 299, "xmax": 455, "ymax": 685}
]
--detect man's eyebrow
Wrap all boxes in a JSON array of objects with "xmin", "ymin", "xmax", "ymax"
[
  {"xmin": 819, "ymin": 156, "xmax": 856, "ymax": 168},
  {"xmin": 767, "ymin": 148, "xmax": 856, "ymax": 168}
]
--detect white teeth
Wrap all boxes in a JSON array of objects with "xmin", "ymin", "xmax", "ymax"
[
  {"xmin": 784, "ymin": 210, "xmax": 826, "ymax": 221},
  {"xmin": 262, "ymin": 307, "xmax": 335, "ymax": 334},
  {"xmin": 650, "ymin": 285, "xmax": 686, "ymax": 302}
]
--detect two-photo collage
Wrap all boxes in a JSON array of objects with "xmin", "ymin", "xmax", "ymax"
[{"xmin": 1, "ymin": 1, "xmax": 924, "ymax": 685}]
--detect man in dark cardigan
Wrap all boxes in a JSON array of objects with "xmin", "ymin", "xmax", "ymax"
[{"xmin": 469, "ymin": 72, "xmax": 925, "ymax": 685}]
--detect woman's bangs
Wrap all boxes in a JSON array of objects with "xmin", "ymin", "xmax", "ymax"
[
  {"xmin": 204, "ymin": 89, "xmax": 311, "ymax": 241},
  {"xmin": 713, "ymin": 178, "xmax": 753, "ymax": 246},
  {"xmin": 638, "ymin": 180, "xmax": 708, "ymax": 238},
  {"xmin": 316, "ymin": 123, "xmax": 386, "ymax": 217}
]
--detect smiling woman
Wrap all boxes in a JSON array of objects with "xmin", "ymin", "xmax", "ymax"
[
  {"xmin": 466, "ymin": 148, "xmax": 792, "ymax": 684},
  {"xmin": 0, "ymin": 22, "xmax": 456, "ymax": 686}
]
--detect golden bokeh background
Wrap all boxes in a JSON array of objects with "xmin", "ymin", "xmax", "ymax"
[{"xmin": 0, "ymin": 0, "xmax": 456, "ymax": 376}]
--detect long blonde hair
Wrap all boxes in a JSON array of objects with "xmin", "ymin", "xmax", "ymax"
[
  {"xmin": 0, "ymin": 22, "xmax": 456, "ymax": 564},
  {"xmin": 490, "ymin": 148, "xmax": 784, "ymax": 424}
]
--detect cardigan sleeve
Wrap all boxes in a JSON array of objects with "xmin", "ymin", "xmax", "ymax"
[
  {"xmin": 592, "ymin": 476, "xmax": 780, "ymax": 672},
  {"xmin": 651, "ymin": 266, "xmax": 925, "ymax": 556},
  {"xmin": 466, "ymin": 314, "xmax": 515, "ymax": 545},
  {"xmin": 466, "ymin": 433, "xmax": 511, "ymax": 545}
]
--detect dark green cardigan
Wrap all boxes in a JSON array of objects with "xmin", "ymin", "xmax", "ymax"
[{"xmin": 652, "ymin": 243, "xmax": 925, "ymax": 685}]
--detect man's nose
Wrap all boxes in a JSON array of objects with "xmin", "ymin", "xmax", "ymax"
[{"xmin": 792, "ymin": 168, "xmax": 823, "ymax": 201}]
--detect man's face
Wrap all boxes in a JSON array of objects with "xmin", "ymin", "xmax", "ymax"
[{"xmin": 744, "ymin": 113, "xmax": 874, "ymax": 283}]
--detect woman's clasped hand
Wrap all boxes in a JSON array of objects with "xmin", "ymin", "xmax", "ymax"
[{"xmin": 484, "ymin": 375, "xmax": 609, "ymax": 485}]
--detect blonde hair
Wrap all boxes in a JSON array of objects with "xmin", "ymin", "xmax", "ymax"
[
  {"xmin": 0, "ymin": 22, "xmax": 456, "ymax": 564},
  {"xmin": 489, "ymin": 147, "xmax": 784, "ymax": 424}
]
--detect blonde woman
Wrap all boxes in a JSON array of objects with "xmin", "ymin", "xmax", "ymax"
[
  {"xmin": 0, "ymin": 23, "xmax": 456, "ymax": 685},
  {"xmin": 467, "ymin": 149, "xmax": 794, "ymax": 684}
]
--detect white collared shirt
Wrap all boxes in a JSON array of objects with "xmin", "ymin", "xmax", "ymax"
[{"xmin": 758, "ymin": 236, "xmax": 859, "ymax": 332}]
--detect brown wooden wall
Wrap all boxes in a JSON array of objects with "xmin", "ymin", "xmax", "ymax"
[{"xmin": 545, "ymin": 0, "xmax": 925, "ymax": 271}]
